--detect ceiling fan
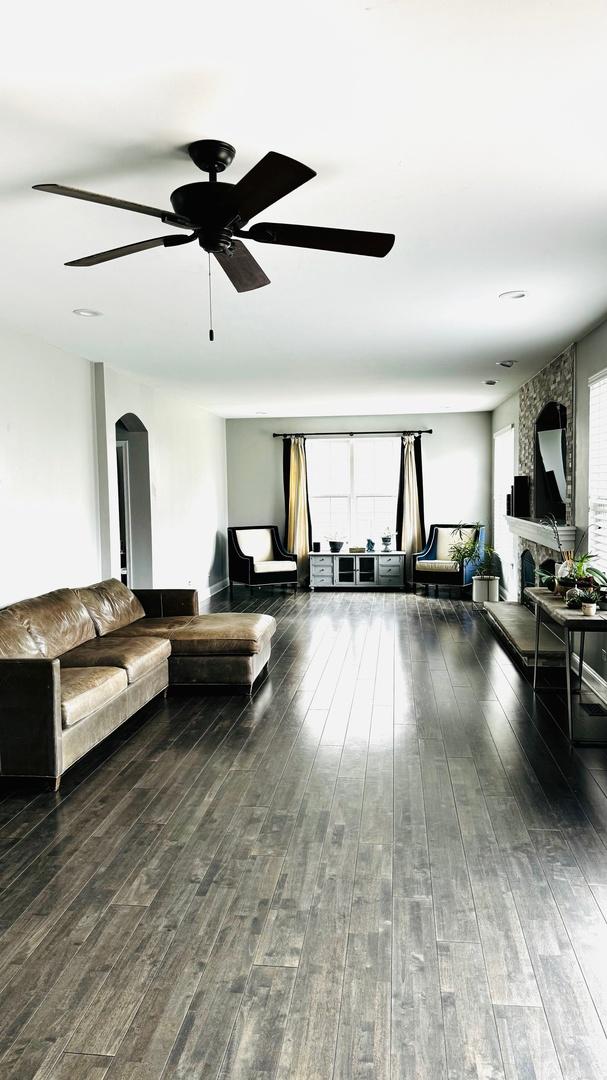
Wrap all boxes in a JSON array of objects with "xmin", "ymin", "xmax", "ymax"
[{"xmin": 33, "ymin": 139, "xmax": 396, "ymax": 296}]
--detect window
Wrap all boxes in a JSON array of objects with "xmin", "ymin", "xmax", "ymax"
[
  {"xmin": 493, "ymin": 425, "xmax": 516, "ymax": 599},
  {"xmin": 306, "ymin": 436, "xmax": 401, "ymax": 544},
  {"xmin": 589, "ymin": 369, "xmax": 607, "ymax": 571}
]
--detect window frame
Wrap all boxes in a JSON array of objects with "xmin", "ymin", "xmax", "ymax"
[
  {"xmin": 588, "ymin": 367, "xmax": 607, "ymax": 573},
  {"xmin": 306, "ymin": 435, "xmax": 401, "ymax": 544}
]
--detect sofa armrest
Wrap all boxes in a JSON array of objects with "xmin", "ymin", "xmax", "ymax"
[
  {"xmin": 132, "ymin": 589, "xmax": 199, "ymax": 617},
  {"xmin": 0, "ymin": 658, "xmax": 62, "ymax": 779}
]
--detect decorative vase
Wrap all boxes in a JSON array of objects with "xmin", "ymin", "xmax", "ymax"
[
  {"xmin": 381, "ymin": 535, "xmax": 391, "ymax": 552},
  {"xmin": 329, "ymin": 541, "xmax": 343, "ymax": 553},
  {"xmin": 582, "ymin": 602, "xmax": 597, "ymax": 617}
]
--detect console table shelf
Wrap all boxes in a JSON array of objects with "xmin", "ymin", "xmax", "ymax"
[{"xmin": 309, "ymin": 551, "xmax": 405, "ymax": 590}]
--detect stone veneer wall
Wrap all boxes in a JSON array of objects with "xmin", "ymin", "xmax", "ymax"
[
  {"xmin": 516, "ymin": 344, "xmax": 576, "ymax": 596},
  {"xmin": 519, "ymin": 343, "xmax": 575, "ymax": 524}
]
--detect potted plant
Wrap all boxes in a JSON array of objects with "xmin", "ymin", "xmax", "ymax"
[
  {"xmin": 580, "ymin": 587, "xmax": 601, "ymax": 617},
  {"xmin": 449, "ymin": 525, "xmax": 498, "ymax": 603}
]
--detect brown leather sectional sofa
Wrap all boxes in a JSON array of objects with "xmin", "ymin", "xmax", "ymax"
[{"xmin": 0, "ymin": 579, "xmax": 276, "ymax": 788}]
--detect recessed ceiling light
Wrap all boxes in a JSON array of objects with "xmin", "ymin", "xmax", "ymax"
[
  {"xmin": 498, "ymin": 290, "xmax": 526, "ymax": 300},
  {"xmin": 72, "ymin": 308, "xmax": 102, "ymax": 317},
  {"xmin": 497, "ymin": 360, "xmax": 516, "ymax": 368},
  {"xmin": 484, "ymin": 379, "xmax": 499, "ymax": 386},
  {"xmin": 256, "ymin": 411, "xmax": 268, "ymax": 416}
]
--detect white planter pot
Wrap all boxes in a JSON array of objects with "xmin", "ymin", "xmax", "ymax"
[
  {"xmin": 472, "ymin": 576, "xmax": 500, "ymax": 603},
  {"xmin": 582, "ymin": 602, "xmax": 597, "ymax": 617}
]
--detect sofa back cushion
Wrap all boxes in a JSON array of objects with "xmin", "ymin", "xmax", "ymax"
[
  {"xmin": 0, "ymin": 589, "xmax": 96, "ymax": 659},
  {"xmin": 236, "ymin": 528, "xmax": 274, "ymax": 563},
  {"xmin": 0, "ymin": 612, "xmax": 43, "ymax": 659},
  {"xmin": 435, "ymin": 527, "xmax": 476, "ymax": 561},
  {"xmin": 76, "ymin": 579, "xmax": 145, "ymax": 637}
]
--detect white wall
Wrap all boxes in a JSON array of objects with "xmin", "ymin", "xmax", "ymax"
[
  {"xmin": 0, "ymin": 324, "xmax": 228, "ymax": 607},
  {"xmin": 98, "ymin": 364, "xmax": 228, "ymax": 597},
  {"xmin": 226, "ymin": 412, "xmax": 492, "ymax": 536},
  {"xmin": 0, "ymin": 324, "xmax": 102, "ymax": 605}
]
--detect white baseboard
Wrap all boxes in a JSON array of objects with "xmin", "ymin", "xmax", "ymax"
[
  {"xmin": 198, "ymin": 578, "xmax": 229, "ymax": 602},
  {"xmin": 572, "ymin": 653, "xmax": 607, "ymax": 707}
]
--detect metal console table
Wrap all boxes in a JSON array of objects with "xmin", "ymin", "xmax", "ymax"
[{"xmin": 526, "ymin": 586, "xmax": 607, "ymax": 745}]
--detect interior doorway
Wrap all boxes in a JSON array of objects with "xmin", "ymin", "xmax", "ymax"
[
  {"xmin": 493, "ymin": 424, "xmax": 516, "ymax": 600},
  {"xmin": 115, "ymin": 414, "xmax": 153, "ymax": 587}
]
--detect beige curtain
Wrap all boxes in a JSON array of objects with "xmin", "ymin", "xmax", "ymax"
[
  {"xmin": 401, "ymin": 435, "xmax": 423, "ymax": 552},
  {"xmin": 286, "ymin": 436, "xmax": 310, "ymax": 578}
]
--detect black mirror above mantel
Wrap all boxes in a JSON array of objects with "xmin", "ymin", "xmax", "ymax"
[{"xmin": 534, "ymin": 401, "xmax": 567, "ymax": 522}]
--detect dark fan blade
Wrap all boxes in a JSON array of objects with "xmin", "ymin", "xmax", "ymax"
[
  {"xmin": 243, "ymin": 221, "xmax": 395, "ymax": 257},
  {"xmin": 33, "ymin": 183, "xmax": 192, "ymax": 229},
  {"xmin": 229, "ymin": 152, "xmax": 316, "ymax": 227},
  {"xmin": 214, "ymin": 240, "xmax": 270, "ymax": 292},
  {"xmin": 65, "ymin": 233, "xmax": 195, "ymax": 267}
]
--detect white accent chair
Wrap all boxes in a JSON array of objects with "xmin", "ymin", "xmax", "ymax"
[{"xmin": 228, "ymin": 526, "xmax": 298, "ymax": 592}]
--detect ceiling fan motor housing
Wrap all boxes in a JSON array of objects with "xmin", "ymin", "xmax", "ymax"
[{"xmin": 170, "ymin": 182, "xmax": 237, "ymax": 251}]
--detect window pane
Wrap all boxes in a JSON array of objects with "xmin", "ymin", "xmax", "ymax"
[
  {"xmin": 306, "ymin": 438, "xmax": 349, "ymax": 496},
  {"xmin": 353, "ymin": 437, "xmax": 400, "ymax": 495},
  {"xmin": 309, "ymin": 496, "xmax": 349, "ymax": 541}
]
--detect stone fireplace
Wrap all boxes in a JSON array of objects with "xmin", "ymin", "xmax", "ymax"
[{"xmin": 507, "ymin": 343, "xmax": 577, "ymax": 600}]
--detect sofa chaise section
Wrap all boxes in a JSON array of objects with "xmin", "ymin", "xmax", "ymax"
[{"xmin": 76, "ymin": 579, "xmax": 277, "ymax": 690}]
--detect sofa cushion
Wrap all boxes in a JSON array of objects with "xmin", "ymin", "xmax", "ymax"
[
  {"xmin": 76, "ymin": 579, "xmax": 145, "ymax": 637},
  {"xmin": 0, "ymin": 589, "xmax": 96, "ymax": 659},
  {"xmin": 61, "ymin": 636, "xmax": 171, "ymax": 684},
  {"xmin": 253, "ymin": 560, "xmax": 297, "ymax": 574},
  {"xmin": 416, "ymin": 559, "xmax": 459, "ymax": 573},
  {"xmin": 60, "ymin": 666, "xmax": 128, "ymax": 728},
  {"xmin": 435, "ymin": 527, "xmax": 475, "ymax": 561},
  {"xmin": 0, "ymin": 612, "xmax": 42, "ymax": 659},
  {"xmin": 110, "ymin": 613, "xmax": 276, "ymax": 656}
]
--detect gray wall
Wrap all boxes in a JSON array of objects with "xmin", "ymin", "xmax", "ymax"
[{"xmin": 226, "ymin": 412, "xmax": 493, "ymax": 536}]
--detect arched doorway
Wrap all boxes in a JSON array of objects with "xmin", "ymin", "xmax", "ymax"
[{"xmin": 115, "ymin": 413, "xmax": 153, "ymax": 586}]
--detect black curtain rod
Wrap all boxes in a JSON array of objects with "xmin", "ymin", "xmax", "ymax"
[{"xmin": 272, "ymin": 429, "xmax": 432, "ymax": 438}]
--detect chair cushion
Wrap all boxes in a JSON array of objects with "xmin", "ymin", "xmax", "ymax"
[
  {"xmin": 61, "ymin": 636, "xmax": 171, "ymax": 684},
  {"xmin": 110, "ymin": 613, "xmax": 276, "ymax": 656},
  {"xmin": 235, "ymin": 529, "xmax": 274, "ymax": 562},
  {"xmin": 253, "ymin": 560, "xmax": 297, "ymax": 574},
  {"xmin": 60, "ymin": 666, "xmax": 128, "ymax": 728},
  {"xmin": 435, "ymin": 527, "xmax": 475, "ymax": 561},
  {"xmin": 0, "ymin": 612, "xmax": 42, "ymax": 659},
  {"xmin": 416, "ymin": 559, "xmax": 460, "ymax": 573},
  {"xmin": 76, "ymin": 579, "xmax": 146, "ymax": 637},
  {"xmin": 0, "ymin": 589, "xmax": 96, "ymax": 659}
]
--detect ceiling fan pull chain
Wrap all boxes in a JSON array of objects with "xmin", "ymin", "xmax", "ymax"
[{"xmin": 208, "ymin": 252, "xmax": 214, "ymax": 341}]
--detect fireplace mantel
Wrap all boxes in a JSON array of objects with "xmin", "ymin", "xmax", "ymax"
[{"xmin": 506, "ymin": 516, "xmax": 576, "ymax": 551}]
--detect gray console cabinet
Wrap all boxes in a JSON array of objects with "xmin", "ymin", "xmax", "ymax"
[{"xmin": 309, "ymin": 551, "xmax": 405, "ymax": 590}]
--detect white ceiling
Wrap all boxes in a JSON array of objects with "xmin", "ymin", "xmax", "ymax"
[{"xmin": 2, "ymin": 1, "xmax": 607, "ymax": 417}]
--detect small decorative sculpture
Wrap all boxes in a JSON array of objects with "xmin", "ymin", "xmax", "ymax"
[
  {"xmin": 366, "ymin": 538, "xmax": 375, "ymax": 552},
  {"xmin": 381, "ymin": 527, "xmax": 392, "ymax": 552}
]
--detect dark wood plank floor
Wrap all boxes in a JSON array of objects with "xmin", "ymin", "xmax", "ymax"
[{"xmin": 2, "ymin": 588, "xmax": 607, "ymax": 1077}]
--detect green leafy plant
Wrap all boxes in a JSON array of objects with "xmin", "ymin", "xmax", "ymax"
[
  {"xmin": 566, "ymin": 593, "xmax": 583, "ymax": 610},
  {"xmin": 579, "ymin": 587, "xmax": 602, "ymax": 605},
  {"xmin": 448, "ymin": 523, "xmax": 495, "ymax": 578},
  {"xmin": 571, "ymin": 555, "xmax": 607, "ymax": 586}
]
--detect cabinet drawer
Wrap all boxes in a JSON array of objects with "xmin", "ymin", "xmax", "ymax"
[
  {"xmin": 310, "ymin": 555, "xmax": 333, "ymax": 566},
  {"xmin": 378, "ymin": 565, "xmax": 402, "ymax": 580},
  {"xmin": 378, "ymin": 555, "xmax": 401, "ymax": 567},
  {"xmin": 311, "ymin": 567, "xmax": 333, "ymax": 581}
]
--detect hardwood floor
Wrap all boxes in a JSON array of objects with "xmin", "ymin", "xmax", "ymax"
[{"xmin": 2, "ymin": 588, "xmax": 607, "ymax": 1077}]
